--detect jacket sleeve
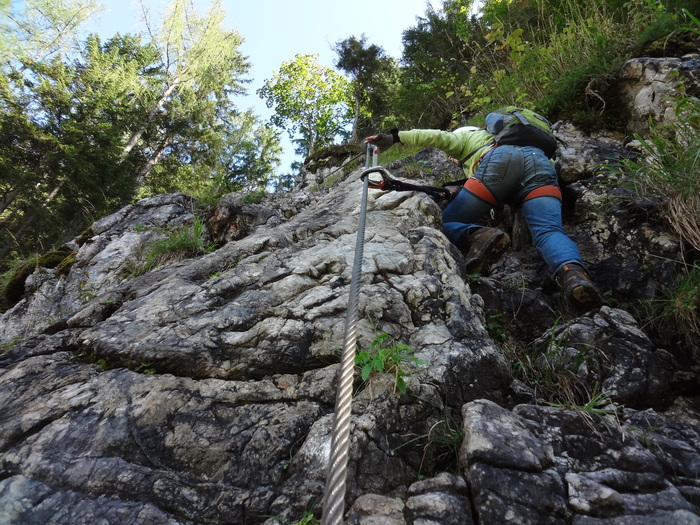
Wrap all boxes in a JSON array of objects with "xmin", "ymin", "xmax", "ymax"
[
  {"xmin": 398, "ymin": 129, "xmax": 494, "ymax": 174},
  {"xmin": 398, "ymin": 130, "xmax": 467, "ymax": 158}
]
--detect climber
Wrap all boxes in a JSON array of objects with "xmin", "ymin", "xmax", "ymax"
[{"xmin": 362, "ymin": 126, "xmax": 605, "ymax": 311}]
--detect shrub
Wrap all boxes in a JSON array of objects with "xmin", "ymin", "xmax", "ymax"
[
  {"xmin": 123, "ymin": 216, "xmax": 217, "ymax": 278},
  {"xmin": 355, "ymin": 331, "xmax": 426, "ymax": 394}
]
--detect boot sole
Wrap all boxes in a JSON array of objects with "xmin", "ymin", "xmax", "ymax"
[
  {"xmin": 465, "ymin": 233, "xmax": 510, "ymax": 274},
  {"xmin": 570, "ymin": 284, "xmax": 605, "ymax": 310}
]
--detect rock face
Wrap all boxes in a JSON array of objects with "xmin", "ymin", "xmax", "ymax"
[{"xmin": 1, "ymin": 57, "xmax": 700, "ymax": 524}]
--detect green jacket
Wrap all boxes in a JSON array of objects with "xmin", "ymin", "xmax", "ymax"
[{"xmin": 398, "ymin": 129, "xmax": 494, "ymax": 176}]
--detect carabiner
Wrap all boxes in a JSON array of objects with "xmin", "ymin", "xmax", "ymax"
[{"xmin": 360, "ymin": 166, "xmax": 390, "ymax": 190}]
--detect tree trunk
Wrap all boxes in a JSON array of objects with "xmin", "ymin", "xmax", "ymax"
[
  {"xmin": 119, "ymin": 76, "xmax": 182, "ymax": 161},
  {"xmin": 0, "ymin": 189, "xmax": 20, "ymax": 216},
  {"xmin": 135, "ymin": 137, "xmax": 172, "ymax": 189},
  {"xmin": 350, "ymin": 96, "xmax": 360, "ymax": 144}
]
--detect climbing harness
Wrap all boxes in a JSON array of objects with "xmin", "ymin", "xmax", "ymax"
[{"xmin": 321, "ymin": 146, "xmax": 377, "ymax": 525}]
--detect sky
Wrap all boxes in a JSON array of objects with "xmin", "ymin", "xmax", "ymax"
[{"xmin": 86, "ymin": 0, "xmax": 437, "ymax": 173}]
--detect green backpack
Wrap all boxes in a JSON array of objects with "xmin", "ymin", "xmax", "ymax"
[{"xmin": 484, "ymin": 107, "xmax": 558, "ymax": 158}]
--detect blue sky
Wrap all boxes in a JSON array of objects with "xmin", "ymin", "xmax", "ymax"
[{"xmin": 87, "ymin": 0, "xmax": 437, "ymax": 173}]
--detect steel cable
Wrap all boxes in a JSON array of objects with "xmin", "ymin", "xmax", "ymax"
[{"xmin": 321, "ymin": 147, "xmax": 375, "ymax": 525}]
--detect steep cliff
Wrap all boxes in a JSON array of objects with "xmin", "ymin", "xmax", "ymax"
[{"xmin": 1, "ymin": 57, "xmax": 700, "ymax": 525}]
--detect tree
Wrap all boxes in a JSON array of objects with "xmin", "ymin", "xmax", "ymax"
[
  {"xmin": 0, "ymin": 31, "xmax": 161, "ymax": 263},
  {"xmin": 398, "ymin": 0, "xmax": 487, "ymax": 129},
  {"xmin": 121, "ymin": 0, "xmax": 251, "ymax": 188},
  {"xmin": 333, "ymin": 35, "xmax": 397, "ymax": 142},
  {"xmin": 0, "ymin": 0, "xmax": 103, "ymax": 68},
  {"xmin": 0, "ymin": 0, "xmax": 113, "ymax": 263},
  {"xmin": 257, "ymin": 53, "xmax": 351, "ymax": 158},
  {"xmin": 219, "ymin": 111, "xmax": 283, "ymax": 193},
  {"xmin": 0, "ymin": 0, "xmax": 267, "ymax": 267},
  {"xmin": 137, "ymin": 109, "xmax": 283, "ymax": 196}
]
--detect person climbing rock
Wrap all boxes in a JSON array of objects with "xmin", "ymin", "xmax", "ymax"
[{"xmin": 363, "ymin": 124, "xmax": 605, "ymax": 312}]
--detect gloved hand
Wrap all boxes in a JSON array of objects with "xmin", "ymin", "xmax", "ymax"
[{"xmin": 362, "ymin": 129, "xmax": 400, "ymax": 154}]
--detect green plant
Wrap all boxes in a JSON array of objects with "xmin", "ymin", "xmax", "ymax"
[
  {"xmin": 485, "ymin": 310, "xmax": 507, "ymax": 341},
  {"xmin": 464, "ymin": 273, "xmax": 482, "ymax": 286},
  {"xmin": 550, "ymin": 381, "xmax": 613, "ymax": 414},
  {"xmin": 504, "ymin": 318, "xmax": 602, "ymax": 406},
  {"xmin": 398, "ymin": 159, "xmax": 432, "ymax": 179},
  {"xmin": 619, "ymin": 96, "xmax": 700, "ymax": 252},
  {"xmin": 123, "ymin": 216, "xmax": 218, "ymax": 278},
  {"xmin": 374, "ymin": 143, "xmax": 423, "ymax": 166},
  {"xmin": 292, "ymin": 512, "xmax": 319, "ymax": 525},
  {"xmin": 634, "ymin": 262, "xmax": 700, "ymax": 343},
  {"xmin": 318, "ymin": 172, "xmax": 342, "ymax": 190},
  {"xmin": 134, "ymin": 362, "xmax": 156, "ymax": 375},
  {"xmin": 395, "ymin": 404, "xmax": 463, "ymax": 477},
  {"xmin": 433, "ymin": 0, "xmax": 677, "ymax": 127},
  {"xmin": 260, "ymin": 501, "xmax": 321, "ymax": 525},
  {"xmin": 0, "ymin": 337, "xmax": 24, "ymax": 354},
  {"xmin": 629, "ymin": 423, "xmax": 666, "ymax": 449},
  {"xmin": 549, "ymin": 381, "xmax": 619, "ymax": 435},
  {"xmin": 77, "ymin": 270, "xmax": 98, "ymax": 304},
  {"xmin": 244, "ymin": 190, "xmax": 266, "ymax": 204},
  {"xmin": 354, "ymin": 331, "xmax": 426, "ymax": 394},
  {"xmin": 74, "ymin": 352, "xmax": 111, "ymax": 370}
]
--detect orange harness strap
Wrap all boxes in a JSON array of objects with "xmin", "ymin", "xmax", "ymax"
[
  {"xmin": 523, "ymin": 185, "xmax": 562, "ymax": 202},
  {"xmin": 463, "ymin": 177, "xmax": 498, "ymax": 205}
]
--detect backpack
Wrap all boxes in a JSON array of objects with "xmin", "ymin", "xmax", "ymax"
[{"xmin": 484, "ymin": 107, "xmax": 558, "ymax": 158}]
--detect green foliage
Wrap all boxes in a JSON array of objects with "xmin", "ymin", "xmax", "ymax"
[
  {"xmin": 549, "ymin": 381, "xmax": 614, "ymax": 415},
  {"xmin": 134, "ymin": 362, "xmax": 156, "ymax": 375},
  {"xmin": 394, "ymin": 0, "xmax": 685, "ymax": 129},
  {"xmin": 616, "ymin": 96, "xmax": 700, "ymax": 252},
  {"xmin": 0, "ymin": 336, "xmax": 23, "ymax": 354},
  {"xmin": 355, "ymin": 331, "xmax": 426, "ymax": 394},
  {"xmin": 333, "ymin": 34, "xmax": 400, "ymax": 141},
  {"xmin": 503, "ymin": 318, "xmax": 603, "ymax": 407},
  {"xmin": 1, "ymin": 0, "xmax": 269, "ymax": 271},
  {"xmin": 123, "ymin": 216, "xmax": 217, "ymax": 277},
  {"xmin": 634, "ymin": 262, "xmax": 700, "ymax": 345},
  {"xmin": 610, "ymin": 87, "xmax": 700, "ymax": 344},
  {"xmin": 548, "ymin": 381, "xmax": 618, "ymax": 435},
  {"xmin": 398, "ymin": 0, "xmax": 486, "ymax": 129},
  {"xmin": 75, "ymin": 351, "xmax": 111, "ymax": 370},
  {"xmin": 146, "ymin": 217, "xmax": 216, "ymax": 265},
  {"xmin": 292, "ymin": 512, "xmax": 320, "ymax": 525},
  {"xmin": 244, "ymin": 190, "xmax": 266, "ymax": 204},
  {"xmin": 1, "ymin": 249, "xmax": 74, "ymax": 310},
  {"xmin": 629, "ymin": 422, "xmax": 666, "ymax": 449},
  {"xmin": 257, "ymin": 53, "xmax": 351, "ymax": 158},
  {"xmin": 395, "ymin": 404, "xmax": 464, "ymax": 476},
  {"xmin": 262, "ymin": 510, "xmax": 320, "ymax": 525},
  {"xmin": 484, "ymin": 310, "xmax": 507, "ymax": 341},
  {"xmin": 372, "ymin": 143, "xmax": 424, "ymax": 166}
]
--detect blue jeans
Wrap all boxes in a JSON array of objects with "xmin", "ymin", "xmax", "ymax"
[{"xmin": 442, "ymin": 145, "xmax": 582, "ymax": 275}]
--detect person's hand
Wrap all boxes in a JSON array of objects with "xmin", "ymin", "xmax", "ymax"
[{"xmin": 362, "ymin": 133, "xmax": 395, "ymax": 154}]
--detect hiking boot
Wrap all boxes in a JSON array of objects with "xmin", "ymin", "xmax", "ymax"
[
  {"xmin": 556, "ymin": 263, "xmax": 605, "ymax": 311},
  {"xmin": 464, "ymin": 227, "xmax": 511, "ymax": 274}
]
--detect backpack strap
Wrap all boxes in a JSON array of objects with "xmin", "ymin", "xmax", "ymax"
[
  {"xmin": 511, "ymin": 110, "xmax": 530, "ymax": 126},
  {"xmin": 460, "ymin": 140, "xmax": 495, "ymax": 167}
]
